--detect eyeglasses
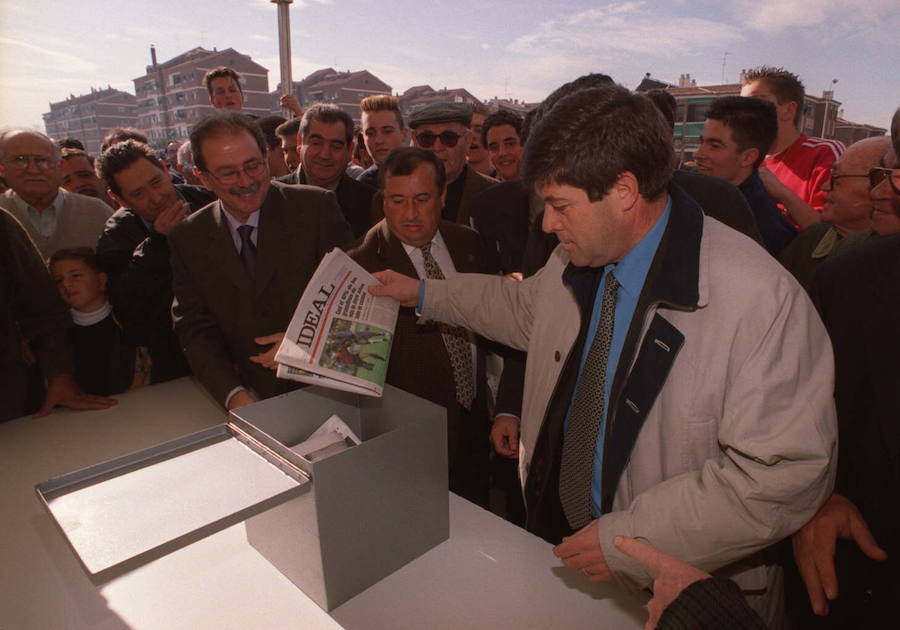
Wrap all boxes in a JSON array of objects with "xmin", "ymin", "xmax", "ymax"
[
  {"xmin": 827, "ymin": 167, "xmax": 869, "ymax": 185},
  {"xmin": 414, "ymin": 130, "xmax": 468, "ymax": 149},
  {"xmin": 204, "ymin": 159, "xmax": 267, "ymax": 185},
  {"xmin": 869, "ymin": 167, "xmax": 900, "ymax": 195},
  {"xmin": 4, "ymin": 154, "xmax": 54, "ymax": 171}
]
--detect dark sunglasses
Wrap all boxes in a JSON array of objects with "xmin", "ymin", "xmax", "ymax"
[
  {"xmin": 869, "ymin": 167, "xmax": 900, "ymax": 195},
  {"xmin": 414, "ymin": 130, "xmax": 468, "ymax": 148}
]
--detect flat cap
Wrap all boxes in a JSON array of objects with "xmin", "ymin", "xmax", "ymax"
[{"xmin": 408, "ymin": 102, "xmax": 473, "ymax": 128}]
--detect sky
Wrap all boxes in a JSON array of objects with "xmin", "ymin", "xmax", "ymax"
[{"xmin": 1, "ymin": 0, "xmax": 898, "ymax": 133}]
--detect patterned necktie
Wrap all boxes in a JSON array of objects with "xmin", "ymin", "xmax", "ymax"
[
  {"xmin": 237, "ymin": 224, "xmax": 257, "ymax": 279},
  {"xmin": 420, "ymin": 242, "xmax": 476, "ymax": 410},
  {"xmin": 558, "ymin": 271, "xmax": 619, "ymax": 530}
]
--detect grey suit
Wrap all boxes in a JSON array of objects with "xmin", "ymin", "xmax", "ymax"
[{"xmin": 169, "ymin": 181, "xmax": 353, "ymax": 406}]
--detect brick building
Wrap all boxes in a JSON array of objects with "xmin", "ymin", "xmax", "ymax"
[
  {"xmin": 43, "ymin": 87, "xmax": 138, "ymax": 155},
  {"xmin": 272, "ymin": 68, "xmax": 391, "ymax": 122},
  {"xmin": 132, "ymin": 46, "xmax": 270, "ymax": 148},
  {"xmin": 833, "ymin": 117, "xmax": 887, "ymax": 146}
]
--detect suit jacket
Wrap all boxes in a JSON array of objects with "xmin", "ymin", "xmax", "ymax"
[
  {"xmin": 453, "ymin": 165, "xmax": 497, "ymax": 227},
  {"xmin": 95, "ymin": 185, "xmax": 216, "ymax": 383},
  {"xmin": 470, "ymin": 180, "xmax": 530, "ymax": 274},
  {"xmin": 0, "ymin": 188, "xmax": 112, "ymax": 260},
  {"xmin": 168, "ymin": 181, "xmax": 354, "ymax": 406},
  {"xmin": 277, "ymin": 169, "xmax": 375, "ymax": 239},
  {"xmin": 0, "ymin": 209, "xmax": 72, "ymax": 421},
  {"xmin": 812, "ymin": 235, "xmax": 900, "ymax": 572},
  {"xmin": 344, "ymin": 220, "xmax": 496, "ymax": 503}
]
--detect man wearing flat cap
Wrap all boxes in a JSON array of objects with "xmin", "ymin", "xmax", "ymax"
[{"xmin": 407, "ymin": 102, "xmax": 497, "ymax": 227}]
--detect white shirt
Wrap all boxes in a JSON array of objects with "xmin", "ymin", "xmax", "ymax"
[
  {"xmin": 223, "ymin": 207, "xmax": 260, "ymax": 254},
  {"xmin": 403, "ymin": 232, "xmax": 477, "ymax": 378}
]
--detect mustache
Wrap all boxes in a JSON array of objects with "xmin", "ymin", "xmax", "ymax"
[{"xmin": 228, "ymin": 181, "xmax": 261, "ymax": 196}]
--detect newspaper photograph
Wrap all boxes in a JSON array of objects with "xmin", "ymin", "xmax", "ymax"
[{"xmin": 275, "ymin": 248, "xmax": 399, "ymax": 397}]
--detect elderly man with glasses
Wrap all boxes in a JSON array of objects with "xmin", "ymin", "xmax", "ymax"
[
  {"xmin": 167, "ymin": 111, "xmax": 353, "ymax": 410},
  {"xmin": 407, "ymin": 103, "xmax": 497, "ymax": 227},
  {"xmin": 778, "ymin": 135, "xmax": 891, "ymax": 292},
  {"xmin": 0, "ymin": 129, "xmax": 111, "ymax": 259}
]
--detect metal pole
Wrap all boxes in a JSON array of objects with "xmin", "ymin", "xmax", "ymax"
[{"xmin": 272, "ymin": 0, "xmax": 294, "ymax": 119}]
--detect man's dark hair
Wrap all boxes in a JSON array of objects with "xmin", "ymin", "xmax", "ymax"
[
  {"xmin": 521, "ymin": 73, "xmax": 615, "ymax": 144},
  {"xmin": 190, "ymin": 111, "xmax": 267, "ymax": 172},
  {"xmin": 522, "ymin": 85, "xmax": 674, "ymax": 201},
  {"xmin": 275, "ymin": 117, "xmax": 302, "ymax": 140},
  {"xmin": 646, "ymin": 89, "xmax": 677, "ymax": 131},
  {"xmin": 49, "ymin": 246, "xmax": 102, "ymax": 273},
  {"xmin": 300, "ymin": 103, "xmax": 354, "ymax": 146},
  {"xmin": 60, "ymin": 147, "xmax": 95, "ymax": 167},
  {"xmin": 359, "ymin": 94, "xmax": 405, "ymax": 129},
  {"xmin": 57, "ymin": 136, "xmax": 85, "ymax": 151},
  {"xmin": 203, "ymin": 67, "xmax": 243, "ymax": 96},
  {"xmin": 741, "ymin": 66, "xmax": 805, "ymax": 127},
  {"xmin": 481, "ymin": 110, "xmax": 524, "ymax": 148},
  {"xmin": 257, "ymin": 115, "xmax": 287, "ymax": 149},
  {"xmin": 101, "ymin": 127, "xmax": 149, "ymax": 153},
  {"xmin": 95, "ymin": 140, "xmax": 164, "ymax": 196},
  {"xmin": 891, "ymin": 106, "xmax": 900, "ymax": 158},
  {"xmin": 706, "ymin": 96, "xmax": 778, "ymax": 170},
  {"xmin": 381, "ymin": 147, "xmax": 446, "ymax": 192}
]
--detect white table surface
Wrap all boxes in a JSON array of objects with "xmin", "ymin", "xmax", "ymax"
[{"xmin": 0, "ymin": 377, "xmax": 646, "ymax": 630}]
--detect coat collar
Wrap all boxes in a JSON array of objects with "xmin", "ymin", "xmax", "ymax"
[
  {"xmin": 561, "ymin": 182, "xmax": 704, "ymax": 314},
  {"xmin": 370, "ymin": 219, "xmax": 479, "ymax": 276}
]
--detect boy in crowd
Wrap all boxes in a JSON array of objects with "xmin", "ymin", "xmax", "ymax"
[{"xmin": 49, "ymin": 248, "xmax": 147, "ymax": 396}]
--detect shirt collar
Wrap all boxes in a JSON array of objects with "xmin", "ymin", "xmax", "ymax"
[
  {"xmin": 223, "ymin": 206, "xmax": 260, "ymax": 234},
  {"xmin": 402, "ymin": 229, "xmax": 447, "ymax": 258},
  {"xmin": 607, "ymin": 196, "xmax": 672, "ymax": 299},
  {"xmin": 13, "ymin": 188, "xmax": 65, "ymax": 213}
]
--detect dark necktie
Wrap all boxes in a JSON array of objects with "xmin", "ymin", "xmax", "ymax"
[
  {"xmin": 420, "ymin": 242, "xmax": 476, "ymax": 410},
  {"xmin": 237, "ymin": 224, "xmax": 257, "ymax": 279},
  {"xmin": 558, "ymin": 271, "xmax": 619, "ymax": 530}
]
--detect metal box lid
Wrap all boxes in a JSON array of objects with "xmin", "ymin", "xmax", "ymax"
[{"xmin": 35, "ymin": 421, "xmax": 310, "ymax": 580}]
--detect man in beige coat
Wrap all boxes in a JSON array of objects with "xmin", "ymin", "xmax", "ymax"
[{"xmin": 372, "ymin": 85, "xmax": 836, "ymax": 627}]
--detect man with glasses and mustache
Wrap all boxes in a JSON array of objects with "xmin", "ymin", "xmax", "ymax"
[
  {"xmin": 0, "ymin": 129, "xmax": 111, "ymax": 260},
  {"xmin": 778, "ymin": 136, "xmax": 890, "ymax": 293},
  {"xmin": 168, "ymin": 112, "xmax": 353, "ymax": 410},
  {"xmin": 408, "ymin": 103, "xmax": 497, "ymax": 227},
  {"xmin": 791, "ymin": 107, "xmax": 900, "ymax": 628}
]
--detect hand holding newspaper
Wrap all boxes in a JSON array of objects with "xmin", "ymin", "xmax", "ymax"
[{"xmin": 275, "ymin": 249, "xmax": 399, "ymax": 397}]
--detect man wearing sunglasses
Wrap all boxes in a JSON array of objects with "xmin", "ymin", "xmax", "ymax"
[
  {"xmin": 408, "ymin": 103, "xmax": 497, "ymax": 227},
  {"xmin": 0, "ymin": 129, "xmax": 112, "ymax": 260},
  {"xmin": 778, "ymin": 136, "xmax": 890, "ymax": 292},
  {"xmin": 792, "ymin": 106, "xmax": 900, "ymax": 628},
  {"xmin": 167, "ymin": 112, "xmax": 353, "ymax": 411}
]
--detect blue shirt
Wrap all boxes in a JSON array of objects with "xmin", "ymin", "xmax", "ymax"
[{"xmin": 565, "ymin": 198, "xmax": 671, "ymax": 517}]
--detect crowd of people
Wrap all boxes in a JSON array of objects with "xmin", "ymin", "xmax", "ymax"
[{"xmin": 1, "ymin": 62, "xmax": 898, "ymax": 629}]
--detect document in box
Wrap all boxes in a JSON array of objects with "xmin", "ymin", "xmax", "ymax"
[{"xmin": 290, "ymin": 414, "xmax": 362, "ymax": 462}]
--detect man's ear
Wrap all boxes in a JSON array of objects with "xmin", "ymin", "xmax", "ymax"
[
  {"xmin": 740, "ymin": 148, "xmax": 760, "ymax": 170},
  {"xmin": 194, "ymin": 167, "xmax": 212, "ymax": 190},
  {"xmin": 108, "ymin": 190, "xmax": 127, "ymax": 208},
  {"xmin": 98, "ymin": 271, "xmax": 108, "ymax": 292},
  {"xmin": 613, "ymin": 171, "xmax": 641, "ymax": 210}
]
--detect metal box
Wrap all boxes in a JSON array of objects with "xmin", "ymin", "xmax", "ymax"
[{"xmin": 36, "ymin": 385, "xmax": 449, "ymax": 611}]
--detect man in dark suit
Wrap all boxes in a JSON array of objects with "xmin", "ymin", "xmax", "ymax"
[
  {"xmin": 344, "ymin": 147, "xmax": 495, "ymax": 506},
  {"xmin": 278, "ymin": 103, "xmax": 375, "ymax": 239},
  {"xmin": 169, "ymin": 112, "xmax": 353, "ymax": 410},
  {"xmin": 95, "ymin": 140, "xmax": 216, "ymax": 384},
  {"xmin": 789, "ymin": 107, "xmax": 900, "ymax": 628}
]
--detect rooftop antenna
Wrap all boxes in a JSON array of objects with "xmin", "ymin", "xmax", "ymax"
[{"xmin": 721, "ymin": 51, "xmax": 729, "ymax": 84}]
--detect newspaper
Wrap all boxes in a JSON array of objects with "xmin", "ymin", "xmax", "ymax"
[
  {"xmin": 275, "ymin": 248, "xmax": 399, "ymax": 397},
  {"xmin": 289, "ymin": 414, "xmax": 361, "ymax": 462}
]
